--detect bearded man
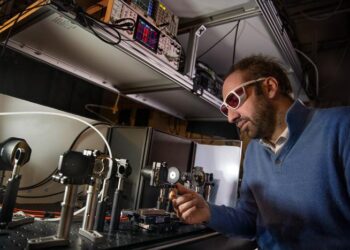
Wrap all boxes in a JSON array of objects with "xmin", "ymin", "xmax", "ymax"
[{"xmin": 172, "ymin": 55, "xmax": 350, "ymax": 249}]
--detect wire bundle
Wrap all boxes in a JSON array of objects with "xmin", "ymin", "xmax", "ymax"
[
  {"xmin": 0, "ymin": 0, "xmax": 50, "ymax": 58},
  {"xmin": 73, "ymin": 6, "xmax": 135, "ymax": 46},
  {"xmin": 17, "ymin": 122, "xmax": 110, "ymax": 198}
]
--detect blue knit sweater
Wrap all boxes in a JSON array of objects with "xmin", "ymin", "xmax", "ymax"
[{"xmin": 208, "ymin": 101, "xmax": 350, "ymax": 249}]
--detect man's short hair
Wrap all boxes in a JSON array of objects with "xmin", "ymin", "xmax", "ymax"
[{"xmin": 227, "ymin": 55, "xmax": 293, "ymax": 97}]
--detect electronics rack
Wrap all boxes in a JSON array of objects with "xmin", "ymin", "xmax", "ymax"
[
  {"xmin": 107, "ymin": 0, "xmax": 181, "ymax": 70},
  {"xmin": 128, "ymin": 0, "xmax": 179, "ymax": 37},
  {"xmin": 152, "ymin": 1, "xmax": 179, "ymax": 37},
  {"xmin": 194, "ymin": 62, "xmax": 224, "ymax": 100}
]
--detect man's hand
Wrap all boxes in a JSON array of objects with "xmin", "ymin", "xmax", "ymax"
[{"xmin": 171, "ymin": 183, "xmax": 210, "ymax": 224}]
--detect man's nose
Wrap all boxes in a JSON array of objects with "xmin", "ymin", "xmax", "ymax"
[{"xmin": 227, "ymin": 109, "xmax": 241, "ymax": 124}]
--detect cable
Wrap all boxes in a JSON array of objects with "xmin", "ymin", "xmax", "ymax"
[
  {"xmin": 232, "ymin": 20, "xmax": 241, "ymax": 65},
  {"xmin": 17, "ymin": 191, "xmax": 64, "ymax": 199},
  {"xmin": 0, "ymin": 9, "xmax": 22, "ymax": 58},
  {"xmin": 301, "ymin": 0, "xmax": 344, "ymax": 21},
  {"xmin": 85, "ymin": 104, "xmax": 116, "ymax": 124},
  {"xmin": 81, "ymin": 12, "xmax": 121, "ymax": 46},
  {"xmin": 19, "ymin": 168, "xmax": 58, "ymax": 191},
  {"xmin": 0, "ymin": 1, "xmax": 50, "ymax": 59},
  {"xmin": 68, "ymin": 122, "xmax": 111, "ymax": 151},
  {"xmin": 294, "ymin": 48, "xmax": 319, "ymax": 97},
  {"xmin": 0, "ymin": 1, "xmax": 50, "ymax": 32},
  {"xmin": 0, "ymin": 111, "xmax": 113, "ymax": 157},
  {"xmin": 11, "ymin": 117, "xmax": 110, "ymax": 219},
  {"xmin": 197, "ymin": 22, "xmax": 239, "ymax": 59},
  {"xmin": 74, "ymin": 6, "xmax": 134, "ymax": 46},
  {"xmin": 0, "ymin": 0, "xmax": 13, "ymax": 24},
  {"xmin": 18, "ymin": 122, "xmax": 111, "ymax": 191},
  {"xmin": 109, "ymin": 17, "xmax": 135, "ymax": 30},
  {"xmin": 1, "ymin": 1, "xmax": 134, "ymax": 50}
]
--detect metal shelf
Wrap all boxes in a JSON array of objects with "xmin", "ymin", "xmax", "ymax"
[
  {"xmin": 5, "ymin": 4, "xmax": 224, "ymax": 120},
  {"xmin": 3, "ymin": 0, "xmax": 307, "ymax": 120}
]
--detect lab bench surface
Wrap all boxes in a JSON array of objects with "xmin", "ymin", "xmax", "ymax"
[{"xmin": 0, "ymin": 220, "xmax": 215, "ymax": 250}]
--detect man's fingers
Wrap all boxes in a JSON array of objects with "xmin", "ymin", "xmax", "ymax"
[
  {"xmin": 173, "ymin": 192, "xmax": 194, "ymax": 207},
  {"xmin": 171, "ymin": 184, "xmax": 205, "ymax": 224},
  {"xmin": 181, "ymin": 206, "xmax": 197, "ymax": 224},
  {"xmin": 171, "ymin": 190, "xmax": 210, "ymax": 224},
  {"xmin": 175, "ymin": 183, "xmax": 192, "ymax": 195},
  {"xmin": 177, "ymin": 197, "xmax": 197, "ymax": 214},
  {"xmin": 173, "ymin": 206, "xmax": 181, "ymax": 218}
]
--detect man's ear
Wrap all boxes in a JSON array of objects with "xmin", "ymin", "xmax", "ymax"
[{"xmin": 263, "ymin": 77, "xmax": 279, "ymax": 99}]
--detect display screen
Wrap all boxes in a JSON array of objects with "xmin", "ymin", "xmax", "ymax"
[{"xmin": 134, "ymin": 16, "xmax": 159, "ymax": 52}]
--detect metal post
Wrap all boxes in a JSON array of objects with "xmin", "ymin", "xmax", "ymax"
[
  {"xmin": 184, "ymin": 25, "xmax": 207, "ymax": 79},
  {"xmin": 57, "ymin": 185, "xmax": 78, "ymax": 239},
  {"xmin": 108, "ymin": 177, "xmax": 124, "ymax": 233},
  {"xmin": 81, "ymin": 184, "xmax": 94, "ymax": 230}
]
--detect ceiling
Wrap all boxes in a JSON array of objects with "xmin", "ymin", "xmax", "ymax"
[
  {"xmin": 164, "ymin": 0, "xmax": 269, "ymax": 77},
  {"xmin": 279, "ymin": 0, "xmax": 350, "ymax": 106},
  {"xmin": 162, "ymin": 0, "xmax": 251, "ymax": 18},
  {"xmin": 165, "ymin": 0, "xmax": 350, "ymax": 107}
]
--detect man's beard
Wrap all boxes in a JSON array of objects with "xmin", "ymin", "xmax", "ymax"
[{"xmin": 240, "ymin": 97, "xmax": 276, "ymax": 139}]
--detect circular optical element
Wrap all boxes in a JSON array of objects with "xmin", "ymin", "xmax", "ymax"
[{"xmin": 167, "ymin": 167, "xmax": 180, "ymax": 184}]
